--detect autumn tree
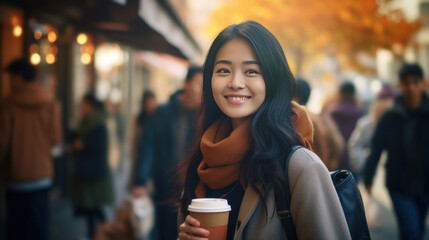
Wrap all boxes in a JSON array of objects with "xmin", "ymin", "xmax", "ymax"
[{"xmin": 207, "ymin": 0, "xmax": 420, "ymax": 74}]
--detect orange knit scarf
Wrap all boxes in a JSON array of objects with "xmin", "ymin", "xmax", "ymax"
[{"xmin": 195, "ymin": 102, "xmax": 313, "ymax": 198}]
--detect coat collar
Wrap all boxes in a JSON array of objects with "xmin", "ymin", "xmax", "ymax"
[
  {"xmin": 392, "ymin": 93, "xmax": 429, "ymax": 117},
  {"xmin": 233, "ymin": 184, "xmax": 262, "ymax": 240}
]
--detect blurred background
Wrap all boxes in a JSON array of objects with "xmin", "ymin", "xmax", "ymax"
[{"xmin": 0, "ymin": 0, "xmax": 429, "ymax": 239}]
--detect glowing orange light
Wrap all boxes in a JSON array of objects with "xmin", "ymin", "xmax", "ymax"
[
  {"xmin": 87, "ymin": 44, "xmax": 95, "ymax": 54},
  {"xmin": 76, "ymin": 33, "xmax": 88, "ymax": 45},
  {"xmin": 11, "ymin": 15, "xmax": 19, "ymax": 25},
  {"xmin": 81, "ymin": 45, "xmax": 94, "ymax": 54},
  {"xmin": 46, "ymin": 54, "xmax": 56, "ymax": 64},
  {"xmin": 34, "ymin": 30, "xmax": 42, "ymax": 40},
  {"xmin": 30, "ymin": 53, "xmax": 41, "ymax": 65},
  {"xmin": 13, "ymin": 26, "xmax": 22, "ymax": 37},
  {"xmin": 81, "ymin": 53, "xmax": 91, "ymax": 65},
  {"xmin": 47, "ymin": 31, "xmax": 57, "ymax": 43}
]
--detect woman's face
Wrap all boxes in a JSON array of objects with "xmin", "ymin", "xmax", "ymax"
[{"xmin": 211, "ymin": 38, "xmax": 266, "ymax": 128}]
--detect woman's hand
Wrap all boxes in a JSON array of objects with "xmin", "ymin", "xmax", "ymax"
[
  {"xmin": 132, "ymin": 186, "xmax": 147, "ymax": 198},
  {"xmin": 179, "ymin": 215, "xmax": 210, "ymax": 240}
]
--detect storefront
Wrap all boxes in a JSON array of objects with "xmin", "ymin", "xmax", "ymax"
[{"xmin": 0, "ymin": 0, "xmax": 201, "ymax": 204}]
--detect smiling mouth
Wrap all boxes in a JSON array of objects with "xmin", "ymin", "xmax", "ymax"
[{"xmin": 225, "ymin": 95, "xmax": 251, "ymax": 104}]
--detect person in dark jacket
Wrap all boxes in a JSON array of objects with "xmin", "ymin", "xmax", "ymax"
[
  {"xmin": 71, "ymin": 93, "xmax": 114, "ymax": 239},
  {"xmin": 132, "ymin": 65, "xmax": 203, "ymax": 240},
  {"xmin": 129, "ymin": 90, "xmax": 157, "ymax": 188},
  {"xmin": 364, "ymin": 63, "xmax": 429, "ymax": 240}
]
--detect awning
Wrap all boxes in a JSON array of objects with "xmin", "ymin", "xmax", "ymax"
[
  {"xmin": 139, "ymin": 0, "xmax": 201, "ymax": 61},
  {"xmin": 3, "ymin": 0, "xmax": 201, "ymax": 60}
]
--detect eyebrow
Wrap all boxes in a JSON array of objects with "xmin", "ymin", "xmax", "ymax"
[
  {"xmin": 243, "ymin": 60, "xmax": 259, "ymax": 65},
  {"xmin": 215, "ymin": 60, "xmax": 259, "ymax": 65}
]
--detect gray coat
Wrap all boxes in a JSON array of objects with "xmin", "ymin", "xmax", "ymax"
[{"xmin": 180, "ymin": 148, "xmax": 351, "ymax": 239}]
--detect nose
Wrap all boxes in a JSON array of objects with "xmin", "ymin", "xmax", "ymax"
[{"xmin": 228, "ymin": 72, "xmax": 245, "ymax": 89}]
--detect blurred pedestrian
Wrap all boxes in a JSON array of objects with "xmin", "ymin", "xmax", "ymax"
[
  {"xmin": 0, "ymin": 59, "xmax": 62, "ymax": 240},
  {"xmin": 364, "ymin": 63, "xmax": 429, "ymax": 240},
  {"xmin": 348, "ymin": 83, "xmax": 395, "ymax": 181},
  {"xmin": 135, "ymin": 90, "xmax": 157, "ymax": 139},
  {"xmin": 178, "ymin": 21, "xmax": 349, "ymax": 240},
  {"xmin": 324, "ymin": 81, "xmax": 365, "ymax": 171},
  {"xmin": 71, "ymin": 93, "xmax": 114, "ymax": 239},
  {"xmin": 129, "ymin": 90, "xmax": 157, "ymax": 187},
  {"xmin": 294, "ymin": 78, "xmax": 344, "ymax": 170},
  {"xmin": 132, "ymin": 65, "xmax": 203, "ymax": 240}
]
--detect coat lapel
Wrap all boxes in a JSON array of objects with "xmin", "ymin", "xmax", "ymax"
[{"xmin": 233, "ymin": 184, "xmax": 261, "ymax": 240}]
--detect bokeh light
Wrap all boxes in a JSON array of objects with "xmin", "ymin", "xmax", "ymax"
[
  {"xmin": 11, "ymin": 15, "xmax": 19, "ymax": 26},
  {"xmin": 47, "ymin": 31, "xmax": 57, "ymax": 42},
  {"xmin": 30, "ymin": 53, "xmax": 41, "ymax": 65},
  {"xmin": 46, "ymin": 54, "xmax": 56, "ymax": 64},
  {"xmin": 95, "ymin": 44, "xmax": 124, "ymax": 72},
  {"xmin": 80, "ymin": 45, "xmax": 95, "ymax": 55},
  {"xmin": 76, "ymin": 33, "xmax": 88, "ymax": 45},
  {"xmin": 34, "ymin": 30, "xmax": 42, "ymax": 40},
  {"xmin": 13, "ymin": 26, "xmax": 22, "ymax": 37},
  {"xmin": 81, "ymin": 53, "xmax": 92, "ymax": 65}
]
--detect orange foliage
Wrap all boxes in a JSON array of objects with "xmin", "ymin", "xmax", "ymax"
[{"xmin": 207, "ymin": 0, "xmax": 420, "ymax": 71}]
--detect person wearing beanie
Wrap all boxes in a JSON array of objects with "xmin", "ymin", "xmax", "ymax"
[
  {"xmin": 364, "ymin": 63, "xmax": 429, "ymax": 240},
  {"xmin": 132, "ymin": 65, "xmax": 203, "ymax": 240}
]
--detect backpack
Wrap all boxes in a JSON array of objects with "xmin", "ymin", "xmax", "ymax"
[{"xmin": 277, "ymin": 145, "xmax": 370, "ymax": 240}]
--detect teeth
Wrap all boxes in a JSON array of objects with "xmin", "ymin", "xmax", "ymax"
[{"xmin": 229, "ymin": 97, "xmax": 248, "ymax": 101}]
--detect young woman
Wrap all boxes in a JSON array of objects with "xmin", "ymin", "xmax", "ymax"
[{"xmin": 178, "ymin": 21, "xmax": 350, "ymax": 240}]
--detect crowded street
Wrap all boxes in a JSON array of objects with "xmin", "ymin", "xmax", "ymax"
[{"xmin": 2, "ymin": 0, "xmax": 429, "ymax": 240}]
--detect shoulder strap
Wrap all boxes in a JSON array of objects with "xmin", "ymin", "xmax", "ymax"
[{"xmin": 277, "ymin": 145, "xmax": 302, "ymax": 240}]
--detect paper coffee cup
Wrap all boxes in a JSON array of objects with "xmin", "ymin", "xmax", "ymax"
[{"xmin": 188, "ymin": 198, "xmax": 231, "ymax": 240}]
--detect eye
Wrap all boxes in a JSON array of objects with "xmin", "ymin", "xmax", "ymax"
[
  {"xmin": 245, "ymin": 69, "xmax": 259, "ymax": 75},
  {"xmin": 215, "ymin": 68, "xmax": 230, "ymax": 74}
]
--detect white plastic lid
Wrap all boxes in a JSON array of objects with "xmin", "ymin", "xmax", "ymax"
[{"xmin": 188, "ymin": 198, "xmax": 231, "ymax": 213}]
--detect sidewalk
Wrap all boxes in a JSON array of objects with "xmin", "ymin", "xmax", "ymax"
[
  {"xmin": 48, "ymin": 149, "xmax": 130, "ymax": 240},
  {"xmin": 49, "ymin": 189, "xmax": 87, "ymax": 240}
]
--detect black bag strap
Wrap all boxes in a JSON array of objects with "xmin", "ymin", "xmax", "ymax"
[{"xmin": 277, "ymin": 145, "xmax": 302, "ymax": 240}]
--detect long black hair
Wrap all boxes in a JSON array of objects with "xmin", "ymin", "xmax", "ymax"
[{"xmin": 179, "ymin": 20, "xmax": 299, "ymax": 215}]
